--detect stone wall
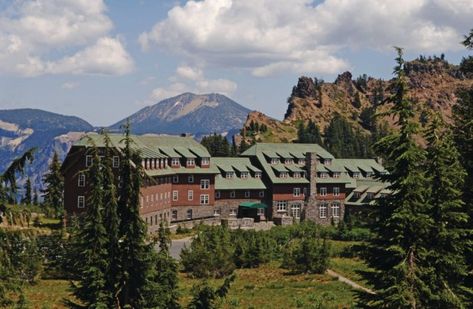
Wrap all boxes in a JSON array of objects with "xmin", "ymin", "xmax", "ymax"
[{"xmin": 170, "ymin": 205, "xmax": 215, "ymax": 222}]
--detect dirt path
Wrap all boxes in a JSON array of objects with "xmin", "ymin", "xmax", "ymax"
[{"xmin": 326, "ymin": 269, "xmax": 375, "ymax": 294}]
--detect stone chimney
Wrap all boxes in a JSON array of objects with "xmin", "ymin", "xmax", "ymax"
[{"xmin": 304, "ymin": 152, "xmax": 318, "ymax": 221}]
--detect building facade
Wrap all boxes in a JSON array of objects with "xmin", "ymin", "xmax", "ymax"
[{"xmin": 62, "ymin": 134, "xmax": 388, "ymax": 230}]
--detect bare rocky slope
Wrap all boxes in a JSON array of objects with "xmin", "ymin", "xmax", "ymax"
[{"xmin": 240, "ymin": 57, "xmax": 473, "ymax": 143}]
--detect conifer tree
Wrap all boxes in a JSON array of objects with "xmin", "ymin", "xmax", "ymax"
[
  {"xmin": 22, "ymin": 178, "xmax": 32, "ymax": 205},
  {"xmin": 101, "ymin": 133, "xmax": 122, "ymax": 308},
  {"xmin": 117, "ymin": 122, "xmax": 157, "ymax": 308},
  {"xmin": 423, "ymin": 114, "xmax": 472, "ymax": 307},
  {"xmin": 363, "ymin": 48, "xmax": 432, "ymax": 308},
  {"xmin": 69, "ymin": 145, "xmax": 109, "ymax": 308},
  {"xmin": 42, "ymin": 152, "xmax": 64, "ymax": 217}
]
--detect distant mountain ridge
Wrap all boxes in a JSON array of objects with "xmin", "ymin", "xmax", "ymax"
[{"xmin": 110, "ymin": 93, "xmax": 251, "ymax": 137}]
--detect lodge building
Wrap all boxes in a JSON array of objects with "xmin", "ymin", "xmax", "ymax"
[{"xmin": 62, "ymin": 133, "xmax": 388, "ymax": 231}]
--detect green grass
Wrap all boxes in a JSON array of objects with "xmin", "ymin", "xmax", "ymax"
[
  {"xmin": 179, "ymin": 262, "xmax": 358, "ymax": 309},
  {"xmin": 330, "ymin": 257, "xmax": 373, "ymax": 289},
  {"xmin": 12, "ymin": 279, "xmax": 72, "ymax": 309}
]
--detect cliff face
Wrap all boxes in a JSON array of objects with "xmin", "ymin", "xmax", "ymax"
[{"xmin": 242, "ymin": 57, "xmax": 473, "ymax": 143}]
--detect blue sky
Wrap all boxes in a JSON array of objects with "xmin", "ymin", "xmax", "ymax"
[{"xmin": 0, "ymin": 0, "xmax": 471, "ymax": 126}]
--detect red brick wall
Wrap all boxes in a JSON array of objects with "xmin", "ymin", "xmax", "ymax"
[
  {"xmin": 271, "ymin": 184, "xmax": 308, "ymax": 201},
  {"xmin": 170, "ymin": 174, "xmax": 215, "ymax": 207}
]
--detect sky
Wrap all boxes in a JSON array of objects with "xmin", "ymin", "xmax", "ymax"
[{"xmin": 0, "ymin": 0, "xmax": 472, "ymax": 127}]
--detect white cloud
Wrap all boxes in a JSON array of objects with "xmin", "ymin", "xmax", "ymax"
[
  {"xmin": 145, "ymin": 65, "xmax": 237, "ymax": 103},
  {"xmin": 0, "ymin": 0, "xmax": 133, "ymax": 76},
  {"xmin": 140, "ymin": 0, "xmax": 472, "ymax": 77},
  {"xmin": 61, "ymin": 81, "xmax": 79, "ymax": 90}
]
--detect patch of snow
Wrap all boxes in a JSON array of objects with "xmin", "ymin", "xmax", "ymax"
[{"xmin": 0, "ymin": 120, "xmax": 19, "ymax": 132}]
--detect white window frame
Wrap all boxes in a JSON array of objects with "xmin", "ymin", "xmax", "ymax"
[
  {"xmin": 230, "ymin": 191, "xmax": 236, "ymax": 198},
  {"xmin": 293, "ymin": 172, "xmax": 300, "ymax": 178},
  {"xmin": 241, "ymin": 172, "xmax": 249, "ymax": 179},
  {"xmin": 172, "ymin": 190, "xmax": 178, "ymax": 201},
  {"xmin": 285, "ymin": 158, "xmax": 294, "ymax": 164},
  {"xmin": 257, "ymin": 208, "xmax": 265, "ymax": 216},
  {"xmin": 112, "ymin": 156, "xmax": 120, "ymax": 168},
  {"xmin": 276, "ymin": 201, "xmax": 287, "ymax": 212},
  {"xmin": 333, "ymin": 187, "xmax": 340, "ymax": 196},
  {"xmin": 280, "ymin": 172, "xmax": 288, "ymax": 178},
  {"xmin": 331, "ymin": 202, "xmax": 340, "ymax": 218},
  {"xmin": 254, "ymin": 172, "xmax": 262, "ymax": 178},
  {"xmin": 77, "ymin": 195, "xmax": 85, "ymax": 208},
  {"xmin": 172, "ymin": 210, "xmax": 178, "ymax": 220},
  {"xmin": 188, "ymin": 190, "xmax": 194, "ymax": 201},
  {"xmin": 85, "ymin": 155, "xmax": 93, "ymax": 167},
  {"xmin": 353, "ymin": 172, "xmax": 360, "ymax": 178},
  {"xmin": 245, "ymin": 190, "xmax": 250, "ymax": 198},
  {"xmin": 187, "ymin": 209, "xmax": 193, "ymax": 220},
  {"xmin": 171, "ymin": 158, "xmax": 180, "ymax": 167},
  {"xmin": 186, "ymin": 158, "xmax": 195, "ymax": 167},
  {"xmin": 271, "ymin": 158, "xmax": 280, "ymax": 164},
  {"xmin": 319, "ymin": 202, "xmax": 328, "ymax": 218},
  {"xmin": 200, "ymin": 179, "xmax": 210, "ymax": 190},
  {"xmin": 319, "ymin": 187, "xmax": 327, "ymax": 196},
  {"xmin": 229, "ymin": 208, "xmax": 237, "ymax": 216},
  {"xmin": 188, "ymin": 175, "xmax": 194, "ymax": 183},
  {"xmin": 226, "ymin": 172, "xmax": 234, "ymax": 179},
  {"xmin": 200, "ymin": 194, "xmax": 209, "ymax": 205},
  {"xmin": 78, "ymin": 173, "xmax": 85, "ymax": 187},
  {"xmin": 213, "ymin": 209, "xmax": 221, "ymax": 216},
  {"xmin": 201, "ymin": 157, "xmax": 210, "ymax": 166},
  {"xmin": 298, "ymin": 159, "xmax": 305, "ymax": 165},
  {"xmin": 293, "ymin": 187, "xmax": 301, "ymax": 197}
]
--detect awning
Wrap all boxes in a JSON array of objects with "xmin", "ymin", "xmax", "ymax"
[{"xmin": 239, "ymin": 202, "xmax": 267, "ymax": 209}]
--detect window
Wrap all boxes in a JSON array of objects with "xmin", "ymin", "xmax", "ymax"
[
  {"xmin": 171, "ymin": 158, "xmax": 180, "ymax": 166},
  {"xmin": 188, "ymin": 190, "xmax": 194, "ymax": 201},
  {"xmin": 215, "ymin": 191, "xmax": 221, "ymax": 198},
  {"xmin": 78, "ymin": 173, "xmax": 85, "ymax": 187},
  {"xmin": 271, "ymin": 158, "xmax": 280, "ymax": 164},
  {"xmin": 354, "ymin": 192, "xmax": 361, "ymax": 199},
  {"xmin": 331, "ymin": 202, "xmax": 340, "ymax": 217},
  {"xmin": 293, "ymin": 172, "xmax": 300, "ymax": 178},
  {"xmin": 259, "ymin": 191, "xmax": 264, "ymax": 198},
  {"xmin": 257, "ymin": 208, "xmax": 265, "ymax": 216},
  {"xmin": 367, "ymin": 192, "xmax": 374, "ymax": 200},
  {"xmin": 291, "ymin": 203, "xmax": 301, "ymax": 218},
  {"xmin": 186, "ymin": 158, "xmax": 195, "ymax": 167},
  {"xmin": 200, "ymin": 179, "xmax": 210, "ymax": 190},
  {"xmin": 188, "ymin": 175, "xmax": 194, "ymax": 183},
  {"xmin": 77, "ymin": 196, "xmax": 85, "ymax": 208},
  {"xmin": 280, "ymin": 172, "xmax": 288, "ymax": 178},
  {"xmin": 245, "ymin": 191, "xmax": 250, "ymax": 198},
  {"xmin": 241, "ymin": 172, "xmax": 249, "ymax": 179},
  {"xmin": 333, "ymin": 172, "xmax": 341, "ymax": 178},
  {"xmin": 230, "ymin": 208, "xmax": 237, "ymax": 216},
  {"xmin": 172, "ymin": 210, "xmax": 178, "ymax": 220},
  {"xmin": 353, "ymin": 172, "xmax": 360, "ymax": 178},
  {"xmin": 230, "ymin": 191, "xmax": 236, "ymax": 198},
  {"xmin": 276, "ymin": 201, "xmax": 287, "ymax": 212},
  {"xmin": 293, "ymin": 187, "xmax": 301, "ymax": 197},
  {"xmin": 255, "ymin": 172, "xmax": 262, "ymax": 178},
  {"xmin": 319, "ymin": 172, "xmax": 328, "ymax": 179},
  {"xmin": 187, "ymin": 209, "xmax": 193, "ymax": 220},
  {"xmin": 172, "ymin": 175, "xmax": 179, "ymax": 183},
  {"xmin": 324, "ymin": 159, "xmax": 332, "ymax": 165},
  {"xmin": 201, "ymin": 157, "xmax": 210, "ymax": 166},
  {"xmin": 113, "ymin": 156, "xmax": 120, "ymax": 168},
  {"xmin": 213, "ymin": 209, "xmax": 221, "ymax": 216},
  {"xmin": 298, "ymin": 159, "xmax": 305, "ymax": 165},
  {"xmin": 285, "ymin": 158, "xmax": 294, "ymax": 164},
  {"xmin": 226, "ymin": 172, "xmax": 234, "ymax": 179},
  {"xmin": 319, "ymin": 202, "xmax": 328, "ymax": 218},
  {"xmin": 333, "ymin": 187, "xmax": 340, "ymax": 196},
  {"xmin": 85, "ymin": 155, "xmax": 92, "ymax": 167},
  {"xmin": 172, "ymin": 190, "xmax": 178, "ymax": 201},
  {"xmin": 319, "ymin": 187, "xmax": 327, "ymax": 196},
  {"xmin": 200, "ymin": 194, "xmax": 209, "ymax": 205},
  {"xmin": 145, "ymin": 217, "xmax": 148, "ymax": 225}
]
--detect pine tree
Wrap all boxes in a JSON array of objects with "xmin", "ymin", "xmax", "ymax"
[
  {"xmin": 423, "ymin": 114, "xmax": 472, "ymax": 307},
  {"xmin": 187, "ymin": 275, "xmax": 235, "ymax": 309},
  {"xmin": 42, "ymin": 152, "xmax": 64, "ymax": 218},
  {"xmin": 101, "ymin": 133, "xmax": 122, "ymax": 308},
  {"xmin": 69, "ymin": 145, "xmax": 110, "ymax": 308},
  {"xmin": 22, "ymin": 178, "xmax": 32, "ymax": 205},
  {"xmin": 363, "ymin": 48, "xmax": 432, "ymax": 308},
  {"xmin": 117, "ymin": 122, "xmax": 158, "ymax": 308}
]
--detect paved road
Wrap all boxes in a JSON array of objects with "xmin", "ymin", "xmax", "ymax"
[{"xmin": 169, "ymin": 236, "xmax": 193, "ymax": 260}]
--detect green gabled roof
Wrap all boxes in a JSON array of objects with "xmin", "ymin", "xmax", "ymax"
[
  {"xmin": 144, "ymin": 168, "xmax": 177, "ymax": 177},
  {"xmin": 247, "ymin": 165, "xmax": 262, "ymax": 173},
  {"xmin": 333, "ymin": 159, "xmax": 386, "ymax": 175},
  {"xmin": 174, "ymin": 146, "xmax": 197, "ymax": 158},
  {"xmin": 276, "ymin": 150, "xmax": 292, "ymax": 159},
  {"xmin": 262, "ymin": 151, "xmax": 279, "ymax": 158},
  {"xmin": 140, "ymin": 147, "xmax": 166, "ymax": 158},
  {"xmin": 211, "ymin": 157, "xmax": 254, "ymax": 173},
  {"xmin": 286, "ymin": 165, "xmax": 305, "ymax": 173},
  {"xmin": 241, "ymin": 143, "xmax": 334, "ymax": 159},
  {"xmin": 214, "ymin": 175, "xmax": 266, "ymax": 190},
  {"xmin": 289, "ymin": 151, "xmax": 306, "ymax": 159},
  {"xmin": 366, "ymin": 185, "xmax": 384, "ymax": 194},
  {"xmin": 353, "ymin": 185, "xmax": 369, "ymax": 193},
  {"xmin": 316, "ymin": 165, "xmax": 329, "ymax": 172},
  {"xmin": 158, "ymin": 146, "xmax": 182, "ymax": 158},
  {"xmin": 317, "ymin": 176, "xmax": 353, "ymax": 184},
  {"xmin": 271, "ymin": 164, "xmax": 289, "ymax": 173}
]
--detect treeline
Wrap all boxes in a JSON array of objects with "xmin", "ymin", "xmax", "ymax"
[{"xmin": 200, "ymin": 133, "xmax": 251, "ymax": 157}]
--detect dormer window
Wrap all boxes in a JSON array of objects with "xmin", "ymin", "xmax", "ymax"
[
  {"xmin": 285, "ymin": 159, "xmax": 294, "ymax": 164},
  {"xmin": 226, "ymin": 172, "xmax": 234, "ymax": 179},
  {"xmin": 171, "ymin": 158, "xmax": 180, "ymax": 167},
  {"xmin": 186, "ymin": 158, "xmax": 195, "ymax": 167},
  {"xmin": 293, "ymin": 172, "xmax": 301, "ymax": 178},
  {"xmin": 333, "ymin": 172, "xmax": 341, "ymax": 178},
  {"xmin": 113, "ymin": 156, "xmax": 120, "ymax": 168},
  {"xmin": 255, "ymin": 172, "xmax": 261, "ymax": 178},
  {"xmin": 324, "ymin": 159, "xmax": 332, "ymax": 165},
  {"xmin": 271, "ymin": 158, "xmax": 280, "ymax": 164},
  {"xmin": 367, "ymin": 192, "xmax": 374, "ymax": 200},
  {"xmin": 353, "ymin": 172, "xmax": 360, "ymax": 178},
  {"xmin": 280, "ymin": 172, "xmax": 289, "ymax": 178},
  {"xmin": 298, "ymin": 159, "xmax": 305, "ymax": 165},
  {"xmin": 201, "ymin": 157, "xmax": 210, "ymax": 166},
  {"xmin": 241, "ymin": 172, "xmax": 249, "ymax": 179},
  {"xmin": 319, "ymin": 172, "xmax": 328, "ymax": 179}
]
